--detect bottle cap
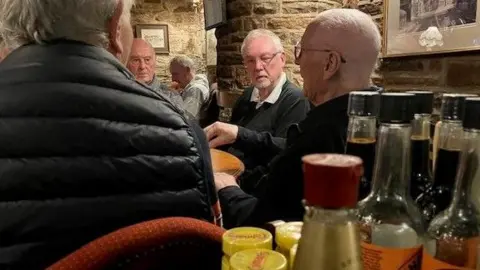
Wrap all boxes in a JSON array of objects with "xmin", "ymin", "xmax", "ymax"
[
  {"xmin": 464, "ymin": 97, "xmax": 480, "ymax": 130},
  {"xmin": 302, "ymin": 154, "xmax": 363, "ymax": 208},
  {"xmin": 348, "ymin": 91, "xmax": 380, "ymax": 117},
  {"xmin": 440, "ymin": 93, "xmax": 476, "ymax": 121},
  {"xmin": 378, "ymin": 93, "xmax": 415, "ymax": 123},
  {"xmin": 230, "ymin": 249, "xmax": 287, "ymax": 270},
  {"xmin": 406, "ymin": 91, "xmax": 434, "ymax": 115},
  {"xmin": 275, "ymin": 222, "xmax": 303, "ymax": 251},
  {"xmin": 222, "ymin": 227, "xmax": 272, "ymax": 257}
]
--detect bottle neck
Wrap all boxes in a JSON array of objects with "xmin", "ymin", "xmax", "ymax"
[
  {"xmin": 433, "ymin": 120, "xmax": 463, "ymax": 188},
  {"xmin": 449, "ymin": 129, "xmax": 480, "ymax": 211},
  {"xmin": 304, "ymin": 204, "xmax": 357, "ymax": 224},
  {"xmin": 411, "ymin": 114, "xmax": 431, "ymax": 175},
  {"xmin": 347, "ymin": 116, "xmax": 377, "ymax": 142},
  {"xmin": 438, "ymin": 120, "xmax": 464, "ymax": 150},
  {"xmin": 371, "ymin": 123, "xmax": 412, "ymax": 197}
]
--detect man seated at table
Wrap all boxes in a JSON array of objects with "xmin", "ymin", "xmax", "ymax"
[
  {"xmin": 0, "ymin": 0, "xmax": 217, "ymax": 268},
  {"xmin": 127, "ymin": 38, "xmax": 185, "ymax": 110},
  {"xmin": 205, "ymin": 29, "xmax": 310, "ymax": 172},
  {"xmin": 214, "ymin": 8, "xmax": 382, "ymax": 228},
  {"xmin": 169, "ymin": 55, "xmax": 212, "ymax": 123}
]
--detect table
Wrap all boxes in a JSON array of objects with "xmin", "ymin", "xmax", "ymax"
[{"xmin": 210, "ymin": 149, "xmax": 245, "ymax": 177}]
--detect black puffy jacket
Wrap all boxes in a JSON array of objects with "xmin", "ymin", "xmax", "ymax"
[{"xmin": 0, "ymin": 41, "xmax": 216, "ymax": 269}]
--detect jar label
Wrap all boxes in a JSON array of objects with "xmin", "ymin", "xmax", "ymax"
[
  {"xmin": 421, "ymin": 248, "xmax": 474, "ymax": 270},
  {"xmin": 361, "ymin": 242, "xmax": 422, "ymax": 270}
]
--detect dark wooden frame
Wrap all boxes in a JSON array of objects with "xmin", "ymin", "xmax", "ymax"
[
  {"xmin": 134, "ymin": 24, "xmax": 170, "ymax": 54},
  {"xmin": 203, "ymin": 0, "xmax": 227, "ymax": 30}
]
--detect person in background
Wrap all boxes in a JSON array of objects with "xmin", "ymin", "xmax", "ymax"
[
  {"xmin": 204, "ymin": 29, "xmax": 310, "ymax": 175},
  {"xmin": 0, "ymin": 0, "xmax": 217, "ymax": 268},
  {"xmin": 127, "ymin": 38, "xmax": 184, "ymax": 110},
  {"xmin": 214, "ymin": 9, "xmax": 383, "ymax": 228},
  {"xmin": 169, "ymin": 56, "xmax": 211, "ymax": 122}
]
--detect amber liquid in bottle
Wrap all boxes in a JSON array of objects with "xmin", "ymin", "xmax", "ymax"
[
  {"xmin": 416, "ymin": 119, "xmax": 463, "ymax": 225},
  {"xmin": 410, "ymin": 113, "xmax": 433, "ymax": 200},
  {"xmin": 346, "ymin": 138, "xmax": 376, "ymax": 201},
  {"xmin": 422, "ymin": 115, "xmax": 480, "ymax": 269}
]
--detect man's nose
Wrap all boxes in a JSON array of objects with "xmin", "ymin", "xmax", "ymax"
[
  {"xmin": 254, "ymin": 59, "xmax": 264, "ymax": 71},
  {"xmin": 139, "ymin": 60, "xmax": 146, "ymax": 69}
]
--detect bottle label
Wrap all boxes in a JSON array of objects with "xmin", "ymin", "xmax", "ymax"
[
  {"xmin": 361, "ymin": 242, "xmax": 422, "ymax": 270},
  {"xmin": 421, "ymin": 237, "xmax": 479, "ymax": 269}
]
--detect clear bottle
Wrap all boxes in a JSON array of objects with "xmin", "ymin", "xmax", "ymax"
[
  {"xmin": 293, "ymin": 153, "xmax": 364, "ymax": 270},
  {"xmin": 345, "ymin": 91, "xmax": 380, "ymax": 201},
  {"xmin": 417, "ymin": 94, "xmax": 469, "ymax": 225},
  {"xmin": 357, "ymin": 93, "xmax": 424, "ymax": 270},
  {"xmin": 422, "ymin": 97, "xmax": 480, "ymax": 269},
  {"xmin": 407, "ymin": 91, "xmax": 434, "ymax": 200}
]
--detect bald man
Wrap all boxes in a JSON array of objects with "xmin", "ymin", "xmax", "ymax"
[
  {"xmin": 127, "ymin": 38, "xmax": 185, "ymax": 110},
  {"xmin": 215, "ymin": 9, "xmax": 383, "ymax": 227}
]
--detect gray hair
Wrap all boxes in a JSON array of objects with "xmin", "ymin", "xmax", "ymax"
[
  {"xmin": 0, "ymin": 0, "xmax": 135, "ymax": 49},
  {"xmin": 240, "ymin": 29, "xmax": 284, "ymax": 56},
  {"xmin": 170, "ymin": 55, "xmax": 196, "ymax": 72}
]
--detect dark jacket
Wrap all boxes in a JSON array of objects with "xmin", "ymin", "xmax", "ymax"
[
  {"xmin": 0, "ymin": 41, "xmax": 216, "ymax": 269},
  {"xmin": 219, "ymin": 91, "xmax": 376, "ymax": 228},
  {"xmin": 228, "ymin": 80, "xmax": 310, "ymax": 172}
]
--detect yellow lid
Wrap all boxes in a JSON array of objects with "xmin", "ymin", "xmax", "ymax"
[
  {"xmin": 290, "ymin": 244, "xmax": 298, "ymax": 270},
  {"xmin": 223, "ymin": 227, "xmax": 273, "ymax": 256},
  {"xmin": 230, "ymin": 249, "xmax": 287, "ymax": 270},
  {"xmin": 275, "ymin": 222, "xmax": 303, "ymax": 250}
]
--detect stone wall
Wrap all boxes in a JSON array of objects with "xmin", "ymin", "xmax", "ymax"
[
  {"xmin": 215, "ymin": 0, "xmax": 345, "ymax": 109},
  {"xmin": 132, "ymin": 0, "xmax": 207, "ymax": 84}
]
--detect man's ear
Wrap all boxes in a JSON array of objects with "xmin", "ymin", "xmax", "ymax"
[{"xmin": 107, "ymin": 0, "xmax": 124, "ymax": 59}]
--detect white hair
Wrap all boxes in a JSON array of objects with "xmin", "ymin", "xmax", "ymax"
[
  {"xmin": 170, "ymin": 55, "xmax": 197, "ymax": 72},
  {"xmin": 0, "ymin": 0, "xmax": 135, "ymax": 49},
  {"xmin": 240, "ymin": 29, "xmax": 284, "ymax": 56},
  {"xmin": 314, "ymin": 9, "xmax": 381, "ymax": 89}
]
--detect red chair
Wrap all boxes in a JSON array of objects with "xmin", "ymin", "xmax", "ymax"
[{"xmin": 47, "ymin": 217, "xmax": 225, "ymax": 270}]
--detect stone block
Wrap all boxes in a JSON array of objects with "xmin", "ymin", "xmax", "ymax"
[
  {"xmin": 228, "ymin": 18, "xmax": 244, "ymax": 32},
  {"xmin": 228, "ymin": 1, "xmax": 253, "ymax": 18},
  {"xmin": 282, "ymin": 2, "xmax": 318, "ymax": 14},
  {"xmin": 358, "ymin": 1, "xmax": 383, "ymax": 16},
  {"xmin": 267, "ymin": 16, "xmax": 315, "ymax": 30},
  {"xmin": 217, "ymin": 52, "xmax": 243, "ymax": 65},
  {"xmin": 380, "ymin": 59, "xmax": 426, "ymax": 72},
  {"xmin": 254, "ymin": 2, "xmax": 280, "ymax": 14},
  {"xmin": 217, "ymin": 65, "xmax": 235, "ymax": 79},
  {"xmin": 231, "ymin": 32, "xmax": 248, "ymax": 43},
  {"xmin": 244, "ymin": 17, "xmax": 267, "ymax": 31}
]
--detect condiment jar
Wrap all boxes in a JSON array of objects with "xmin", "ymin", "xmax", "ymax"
[
  {"xmin": 222, "ymin": 227, "xmax": 273, "ymax": 270},
  {"xmin": 275, "ymin": 221, "xmax": 303, "ymax": 265},
  {"xmin": 230, "ymin": 248, "xmax": 287, "ymax": 270}
]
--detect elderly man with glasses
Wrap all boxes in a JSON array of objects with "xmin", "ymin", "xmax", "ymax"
[
  {"xmin": 214, "ymin": 8, "xmax": 383, "ymax": 228},
  {"xmin": 205, "ymin": 29, "xmax": 310, "ymax": 175}
]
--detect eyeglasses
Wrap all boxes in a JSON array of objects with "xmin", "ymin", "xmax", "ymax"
[
  {"xmin": 243, "ymin": 51, "xmax": 282, "ymax": 67},
  {"xmin": 294, "ymin": 42, "xmax": 346, "ymax": 63}
]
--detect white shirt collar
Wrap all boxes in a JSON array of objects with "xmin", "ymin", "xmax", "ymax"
[{"xmin": 250, "ymin": 72, "xmax": 286, "ymax": 109}]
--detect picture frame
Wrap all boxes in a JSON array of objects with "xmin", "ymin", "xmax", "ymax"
[
  {"xmin": 134, "ymin": 24, "xmax": 170, "ymax": 54},
  {"xmin": 383, "ymin": 0, "xmax": 480, "ymax": 58},
  {"xmin": 203, "ymin": 0, "xmax": 227, "ymax": 30}
]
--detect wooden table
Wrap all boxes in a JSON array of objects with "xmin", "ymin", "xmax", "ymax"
[{"xmin": 210, "ymin": 149, "xmax": 245, "ymax": 177}]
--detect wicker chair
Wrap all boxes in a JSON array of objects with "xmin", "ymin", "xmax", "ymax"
[{"xmin": 47, "ymin": 217, "xmax": 225, "ymax": 270}]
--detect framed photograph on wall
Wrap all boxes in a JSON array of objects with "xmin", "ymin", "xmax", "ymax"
[
  {"xmin": 135, "ymin": 24, "xmax": 170, "ymax": 54},
  {"xmin": 383, "ymin": 0, "xmax": 480, "ymax": 57},
  {"xmin": 204, "ymin": 0, "xmax": 227, "ymax": 30}
]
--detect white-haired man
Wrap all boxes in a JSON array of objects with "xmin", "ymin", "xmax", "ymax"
[
  {"xmin": 205, "ymin": 29, "xmax": 310, "ymax": 174},
  {"xmin": 169, "ymin": 56, "xmax": 211, "ymax": 123},
  {"xmin": 0, "ymin": 0, "xmax": 217, "ymax": 268},
  {"xmin": 215, "ymin": 9, "xmax": 383, "ymax": 228},
  {"xmin": 127, "ymin": 38, "xmax": 184, "ymax": 109}
]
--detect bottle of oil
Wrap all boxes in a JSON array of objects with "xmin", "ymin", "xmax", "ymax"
[
  {"xmin": 407, "ymin": 91, "xmax": 434, "ymax": 200},
  {"xmin": 345, "ymin": 91, "xmax": 380, "ymax": 201},
  {"xmin": 293, "ymin": 153, "xmax": 364, "ymax": 270},
  {"xmin": 416, "ymin": 94, "xmax": 468, "ymax": 225},
  {"xmin": 422, "ymin": 97, "xmax": 480, "ymax": 269},
  {"xmin": 357, "ymin": 93, "xmax": 424, "ymax": 270}
]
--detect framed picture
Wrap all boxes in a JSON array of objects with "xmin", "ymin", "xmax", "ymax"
[
  {"xmin": 203, "ymin": 0, "xmax": 227, "ymax": 30},
  {"xmin": 135, "ymin": 24, "xmax": 170, "ymax": 54},
  {"xmin": 383, "ymin": 0, "xmax": 480, "ymax": 57}
]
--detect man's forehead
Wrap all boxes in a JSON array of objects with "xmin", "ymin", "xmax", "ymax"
[{"xmin": 244, "ymin": 37, "xmax": 277, "ymax": 56}]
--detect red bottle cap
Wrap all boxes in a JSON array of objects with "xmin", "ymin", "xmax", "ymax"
[{"xmin": 302, "ymin": 154, "xmax": 364, "ymax": 208}]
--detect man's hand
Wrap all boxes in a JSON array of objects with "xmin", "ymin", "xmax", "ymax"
[
  {"xmin": 214, "ymin": 172, "xmax": 238, "ymax": 192},
  {"xmin": 204, "ymin": 122, "xmax": 239, "ymax": 148}
]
